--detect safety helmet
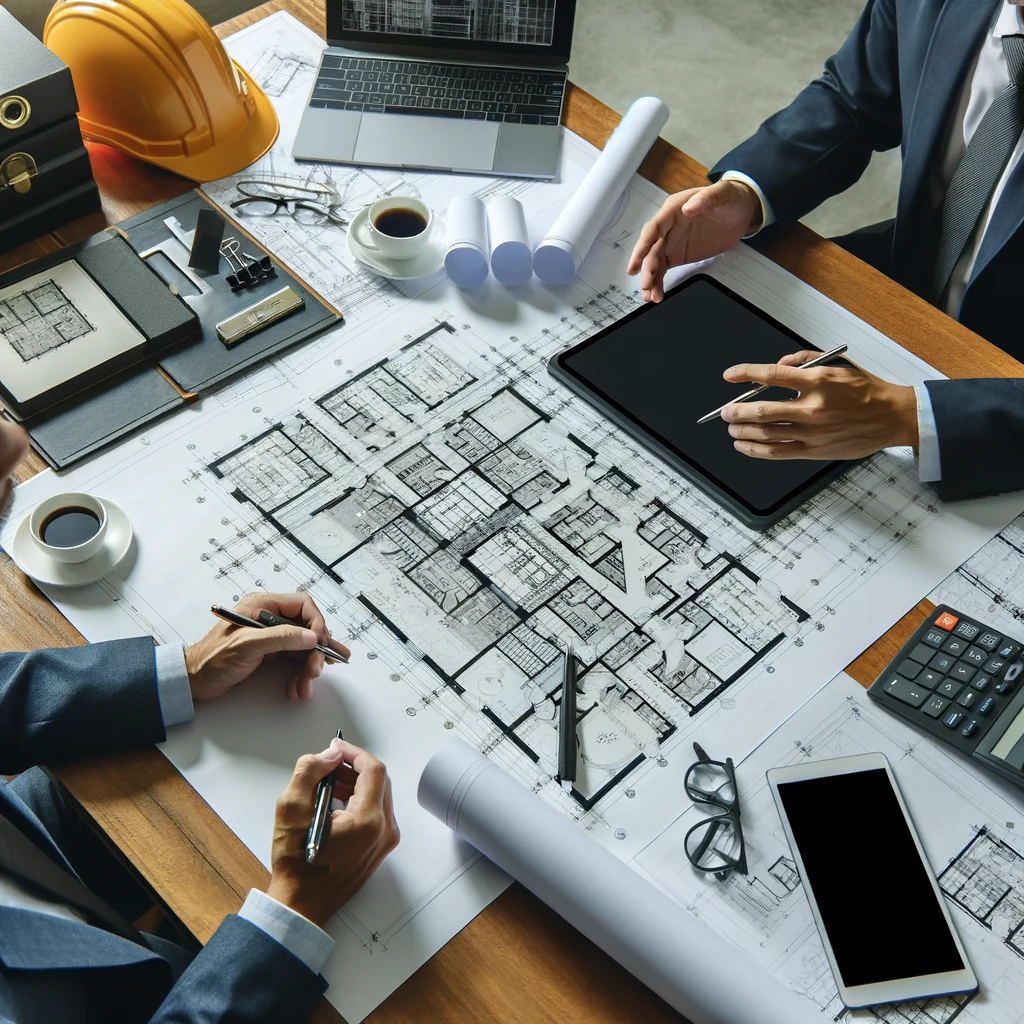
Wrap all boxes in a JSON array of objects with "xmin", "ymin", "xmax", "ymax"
[{"xmin": 43, "ymin": 0, "xmax": 279, "ymax": 182}]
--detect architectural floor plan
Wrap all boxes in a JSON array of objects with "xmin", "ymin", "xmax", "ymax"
[
  {"xmin": 5, "ymin": 13, "xmax": 1024, "ymax": 1022},
  {"xmin": 633, "ymin": 673, "xmax": 1024, "ymax": 1024},
  {"xmin": 0, "ymin": 279, "xmax": 92, "ymax": 363}
]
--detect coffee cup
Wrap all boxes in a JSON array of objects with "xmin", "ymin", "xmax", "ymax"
[
  {"xmin": 29, "ymin": 491, "xmax": 108, "ymax": 564},
  {"xmin": 353, "ymin": 196, "xmax": 433, "ymax": 261}
]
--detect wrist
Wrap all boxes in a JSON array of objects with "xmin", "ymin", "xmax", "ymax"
[
  {"xmin": 888, "ymin": 384, "xmax": 920, "ymax": 447},
  {"xmin": 266, "ymin": 876, "xmax": 327, "ymax": 929}
]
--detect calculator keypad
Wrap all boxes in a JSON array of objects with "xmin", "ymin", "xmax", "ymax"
[{"xmin": 868, "ymin": 605, "xmax": 1022, "ymax": 758}]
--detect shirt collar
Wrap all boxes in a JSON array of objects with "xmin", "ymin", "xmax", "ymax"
[{"xmin": 996, "ymin": 1, "xmax": 1024, "ymax": 37}]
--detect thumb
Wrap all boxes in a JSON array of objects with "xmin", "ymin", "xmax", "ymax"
[
  {"xmin": 234, "ymin": 624, "xmax": 319, "ymax": 659},
  {"xmin": 290, "ymin": 737, "xmax": 346, "ymax": 789}
]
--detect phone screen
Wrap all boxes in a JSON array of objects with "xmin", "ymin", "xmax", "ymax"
[{"xmin": 776, "ymin": 768, "xmax": 964, "ymax": 987}]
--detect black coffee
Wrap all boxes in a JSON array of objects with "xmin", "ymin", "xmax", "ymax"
[
  {"xmin": 40, "ymin": 506, "xmax": 101, "ymax": 548},
  {"xmin": 374, "ymin": 207, "xmax": 428, "ymax": 238}
]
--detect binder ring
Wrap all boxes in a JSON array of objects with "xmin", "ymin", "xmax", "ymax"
[{"xmin": 0, "ymin": 95, "xmax": 31, "ymax": 130}]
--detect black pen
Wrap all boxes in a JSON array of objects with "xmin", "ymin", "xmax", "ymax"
[
  {"xmin": 209, "ymin": 604, "xmax": 348, "ymax": 663},
  {"xmin": 558, "ymin": 640, "xmax": 577, "ymax": 793},
  {"xmin": 307, "ymin": 728, "xmax": 344, "ymax": 864}
]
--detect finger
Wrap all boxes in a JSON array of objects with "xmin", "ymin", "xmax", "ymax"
[
  {"xmin": 232, "ymin": 624, "xmax": 319, "ymax": 660},
  {"xmin": 723, "ymin": 361, "xmax": 809, "ymax": 389},
  {"xmin": 721, "ymin": 400, "xmax": 809, "ymax": 425},
  {"xmin": 242, "ymin": 592, "xmax": 330, "ymax": 641},
  {"xmin": 0, "ymin": 421, "xmax": 29, "ymax": 477},
  {"xmin": 344, "ymin": 748, "xmax": 389, "ymax": 818},
  {"xmin": 325, "ymin": 638, "xmax": 351, "ymax": 663},
  {"xmin": 640, "ymin": 237, "xmax": 666, "ymax": 303},
  {"xmin": 333, "ymin": 762, "xmax": 358, "ymax": 803},
  {"xmin": 627, "ymin": 195, "xmax": 684, "ymax": 276},
  {"xmin": 727, "ymin": 422, "xmax": 807, "ymax": 442},
  {"xmin": 284, "ymin": 663, "xmax": 303, "ymax": 702},
  {"xmin": 777, "ymin": 350, "xmax": 819, "ymax": 368},
  {"xmin": 733, "ymin": 439, "xmax": 809, "ymax": 461},
  {"xmin": 284, "ymin": 737, "xmax": 348, "ymax": 803}
]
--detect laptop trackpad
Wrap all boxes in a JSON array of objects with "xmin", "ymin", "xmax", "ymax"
[{"xmin": 354, "ymin": 114, "xmax": 498, "ymax": 171}]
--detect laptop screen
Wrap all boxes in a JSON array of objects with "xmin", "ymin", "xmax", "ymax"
[{"xmin": 327, "ymin": 1, "xmax": 577, "ymax": 63}]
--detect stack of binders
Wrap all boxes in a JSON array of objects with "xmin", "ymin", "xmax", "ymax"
[{"xmin": 0, "ymin": 7, "xmax": 100, "ymax": 254}]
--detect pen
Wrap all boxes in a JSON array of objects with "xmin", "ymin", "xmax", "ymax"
[
  {"xmin": 209, "ymin": 604, "xmax": 348, "ymax": 663},
  {"xmin": 558, "ymin": 640, "xmax": 577, "ymax": 793},
  {"xmin": 696, "ymin": 343, "xmax": 849, "ymax": 424},
  {"xmin": 306, "ymin": 728, "xmax": 344, "ymax": 864}
]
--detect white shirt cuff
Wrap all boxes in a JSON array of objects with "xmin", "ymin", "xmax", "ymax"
[
  {"xmin": 154, "ymin": 643, "xmax": 194, "ymax": 728},
  {"xmin": 916, "ymin": 385, "xmax": 942, "ymax": 483},
  {"xmin": 720, "ymin": 170, "xmax": 777, "ymax": 236},
  {"xmin": 238, "ymin": 889, "xmax": 335, "ymax": 974}
]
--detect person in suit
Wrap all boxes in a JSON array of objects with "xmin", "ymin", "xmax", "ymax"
[
  {"xmin": 629, "ymin": 0, "xmax": 1024, "ymax": 503},
  {"xmin": 0, "ymin": 422, "xmax": 400, "ymax": 1022}
]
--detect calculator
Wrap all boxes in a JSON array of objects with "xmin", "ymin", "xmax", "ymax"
[{"xmin": 867, "ymin": 605, "xmax": 1024, "ymax": 789}]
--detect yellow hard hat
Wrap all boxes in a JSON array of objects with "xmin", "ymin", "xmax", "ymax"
[{"xmin": 43, "ymin": 0, "xmax": 279, "ymax": 182}]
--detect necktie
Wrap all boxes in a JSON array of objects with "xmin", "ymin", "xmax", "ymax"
[
  {"xmin": 0, "ymin": 810, "xmax": 143, "ymax": 944},
  {"xmin": 930, "ymin": 34, "xmax": 1024, "ymax": 303}
]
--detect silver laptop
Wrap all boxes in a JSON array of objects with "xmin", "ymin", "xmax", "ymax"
[{"xmin": 293, "ymin": 1, "xmax": 577, "ymax": 178}]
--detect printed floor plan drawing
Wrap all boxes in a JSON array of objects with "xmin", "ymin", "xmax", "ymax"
[
  {"xmin": 633, "ymin": 674, "xmax": 1024, "ymax": 1024},
  {"xmin": 0, "ymin": 279, "xmax": 93, "ymax": 362},
  {"xmin": 942, "ymin": 829, "xmax": 1024, "ymax": 964}
]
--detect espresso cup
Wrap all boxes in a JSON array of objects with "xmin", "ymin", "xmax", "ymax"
[
  {"xmin": 353, "ymin": 196, "xmax": 433, "ymax": 261},
  {"xmin": 29, "ymin": 491, "xmax": 108, "ymax": 564}
]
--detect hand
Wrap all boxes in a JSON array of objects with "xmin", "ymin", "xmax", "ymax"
[
  {"xmin": 266, "ymin": 737, "xmax": 400, "ymax": 927},
  {"xmin": 0, "ymin": 421, "xmax": 29, "ymax": 518},
  {"xmin": 184, "ymin": 592, "xmax": 351, "ymax": 702},
  {"xmin": 627, "ymin": 180, "xmax": 761, "ymax": 302},
  {"xmin": 720, "ymin": 351, "xmax": 919, "ymax": 461}
]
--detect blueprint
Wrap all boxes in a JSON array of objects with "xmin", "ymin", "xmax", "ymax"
[
  {"xmin": 4, "ymin": 12, "xmax": 1024, "ymax": 1021},
  {"xmin": 633, "ymin": 672, "xmax": 1024, "ymax": 1024},
  {"xmin": 931, "ymin": 514, "xmax": 1024, "ymax": 644}
]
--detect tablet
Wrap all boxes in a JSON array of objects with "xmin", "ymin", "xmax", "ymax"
[{"xmin": 547, "ymin": 275, "xmax": 854, "ymax": 530}]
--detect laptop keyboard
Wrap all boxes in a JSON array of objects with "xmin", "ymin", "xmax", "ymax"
[{"xmin": 308, "ymin": 56, "xmax": 566, "ymax": 124}]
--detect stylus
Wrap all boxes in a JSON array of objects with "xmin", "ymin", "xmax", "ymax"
[
  {"xmin": 558, "ymin": 640, "xmax": 577, "ymax": 793},
  {"xmin": 696, "ymin": 343, "xmax": 849, "ymax": 424}
]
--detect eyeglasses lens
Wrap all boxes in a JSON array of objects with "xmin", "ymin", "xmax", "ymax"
[
  {"xmin": 686, "ymin": 761, "xmax": 735, "ymax": 808},
  {"xmin": 685, "ymin": 816, "xmax": 743, "ymax": 873}
]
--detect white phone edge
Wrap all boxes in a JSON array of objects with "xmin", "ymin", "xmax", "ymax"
[{"xmin": 766, "ymin": 750, "xmax": 978, "ymax": 1009}]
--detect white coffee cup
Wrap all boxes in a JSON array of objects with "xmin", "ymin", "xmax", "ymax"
[
  {"xmin": 29, "ymin": 491, "xmax": 108, "ymax": 564},
  {"xmin": 353, "ymin": 196, "xmax": 433, "ymax": 261}
]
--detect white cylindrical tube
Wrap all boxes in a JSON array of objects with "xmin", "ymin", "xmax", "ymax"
[
  {"xmin": 487, "ymin": 195, "xmax": 533, "ymax": 286},
  {"xmin": 419, "ymin": 739, "xmax": 822, "ymax": 1024},
  {"xmin": 534, "ymin": 95, "xmax": 669, "ymax": 286},
  {"xmin": 444, "ymin": 194, "xmax": 489, "ymax": 289}
]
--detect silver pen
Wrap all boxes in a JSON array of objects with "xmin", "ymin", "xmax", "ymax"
[
  {"xmin": 306, "ymin": 728, "xmax": 344, "ymax": 863},
  {"xmin": 696, "ymin": 343, "xmax": 849, "ymax": 424}
]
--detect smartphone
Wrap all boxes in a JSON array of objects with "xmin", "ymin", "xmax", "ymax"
[{"xmin": 767, "ymin": 752, "xmax": 977, "ymax": 1008}]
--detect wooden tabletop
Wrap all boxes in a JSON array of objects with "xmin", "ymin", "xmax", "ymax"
[{"xmin": 3, "ymin": 2, "xmax": 1023, "ymax": 1021}]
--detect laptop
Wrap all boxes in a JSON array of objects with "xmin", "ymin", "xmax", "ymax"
[{"xmin": 292, "ymin": 1, "xmax": 577, "ymax": 179}]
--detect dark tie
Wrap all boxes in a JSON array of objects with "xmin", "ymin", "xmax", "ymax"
[
  {"xmin": 0, "ymin": 810, "xmax": 143, "ymax": 944},
  {"xmin": 931, "ymin": 34, "xmax": 1024, "ymax": 303}
]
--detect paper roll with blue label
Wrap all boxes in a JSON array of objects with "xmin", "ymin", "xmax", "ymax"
[
  {"xmin": 534, "ymin": 96, "xmax": 669, "ymax": 286},
  {"xmin": 487, "ymin": 196, "xmax": 533, "ymax": 286},
  {"xmin": 444, "ymin": 194, "xmax": 490, "ymax": 289}
]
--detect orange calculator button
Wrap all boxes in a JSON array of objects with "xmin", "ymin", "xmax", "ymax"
[{"xmin": 935, "ymin": 612, "xmax": 959, "ymax": 631}]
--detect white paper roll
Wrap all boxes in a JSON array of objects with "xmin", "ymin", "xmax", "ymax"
[
  {"xmin": 487, "ymin": 195, "xmax": 533, "ymax": 286},
  {"xmin": 534, "ymin": 95, "xmax": 669, "ymax": 285},
  {"xmin": 444, "ymin": 194, "xmax": 489, "ymax": 289},
  {"xmin": 419, "ymin": 739, "xmax": 822, "ymax": 1024}
]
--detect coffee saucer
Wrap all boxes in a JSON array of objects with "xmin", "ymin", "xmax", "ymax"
[
  {"xmin": 347, "ymin": 207, "xmax": 447, "ymax": 280},
  {"xmin": 10, "ymin": 497, "xmax": 134, "ymax": 587}
]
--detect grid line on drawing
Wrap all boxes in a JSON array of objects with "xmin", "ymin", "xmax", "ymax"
[{"xmin": 0, "ymin": 280, "xmax": 93, "ymax": 362}]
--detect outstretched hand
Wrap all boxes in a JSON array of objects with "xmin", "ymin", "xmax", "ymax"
[
  {"xmin": 627, "ymin": 180, "xmax": 761, "ymax": 302},
  {"xmin": 0, "ymin": 421, "xmax": 29, "ymax": 519},
  {"xmin": 185, "ymin": 592, "xmax": 351, "ymax": 702}
]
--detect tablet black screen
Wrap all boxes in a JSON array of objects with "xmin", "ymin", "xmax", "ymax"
[{"xmin": 555, "ymin": 276, "xmax": 845, "ymax": 517}]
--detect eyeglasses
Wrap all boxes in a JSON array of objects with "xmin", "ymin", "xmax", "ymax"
[
  {"xmin": 683, "ymin": 741, "xmax": 748, "ymax": 881},
  {"xmin": 230, "ymin": 179, "xmax": 347, "ymax": 226}
]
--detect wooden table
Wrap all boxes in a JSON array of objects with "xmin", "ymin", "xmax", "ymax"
[{"xmin": 3, "ymin": 2, "xmax": 1023, "ymax": 1021}]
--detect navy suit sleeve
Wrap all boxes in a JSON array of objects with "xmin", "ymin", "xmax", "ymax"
[
  {"xmin": 924, "ymin": 379, "xmax": 1024, "ymax": 501},
  {"xmin": 149, "ymin": 915, "xmax": 326, "ymax": 1024},
  {"xmin": 709, "ymin": 0, "xmax": 901, "ymax": 226},
  {"xmin": 0, "ymin": 637, "xmax": 165, "ymax": 773}
]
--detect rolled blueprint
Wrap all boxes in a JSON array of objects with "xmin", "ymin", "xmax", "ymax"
[
  {"xmin": 419, "ymin": 739, "xmax": 822, "ymax": 1024},
  {"xmin": 533, "ymin": 95, "xmax": 669, "ymax": 285},
  {"xmin": 487, "ymin": 195, "xmax": 533, "ymax": 286},
  {"xmin": 444, "ymin": 194, "xmax": 489, "ymax": 289}
]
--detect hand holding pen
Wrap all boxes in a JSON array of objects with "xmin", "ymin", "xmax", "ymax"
[{"xmin": 186, "ymin": 593, "xmax": 351, "ymax": 702}]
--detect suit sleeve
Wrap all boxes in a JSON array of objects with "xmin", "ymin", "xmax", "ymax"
[
  {"xmin": 149, "ymin": 915, "xmax": 327, "ymax": 1024},
  {"xmin": 708, "ymin": 0, "xmax": 901, "ymax": 227},
  {"xmin": 0, "ymin": 637, "xmax": 164, "ymax": 773},
  {"xmin": 924, "ymin": 379, "xmax": 1024, "ymax": 500}
]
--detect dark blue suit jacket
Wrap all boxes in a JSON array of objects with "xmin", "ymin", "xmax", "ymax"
[
  {"xmin": 709, "ymin": 0, "xmax": 1024, "ymax": 501},
  {"xmin": 0, "ymin": 638, "xmax": 327, "ymax": 1023}
]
